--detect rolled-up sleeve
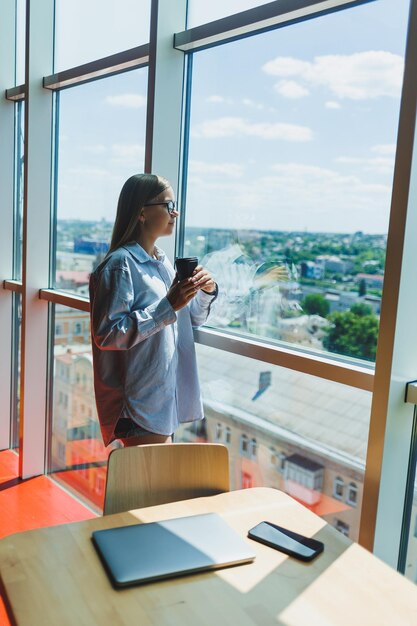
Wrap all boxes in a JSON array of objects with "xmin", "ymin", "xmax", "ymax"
[
  {"xmin": 90, "ymin": 263, "xmax": 176, "ymax": 351},
  {"xmin": 189, "ymin": 284, "xmax": 218, "ymax": 328}
]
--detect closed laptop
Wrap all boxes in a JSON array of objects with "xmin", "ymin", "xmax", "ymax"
[{"xmin": 92, "ymin": 512, "xmax": 256, "ymax": 587}]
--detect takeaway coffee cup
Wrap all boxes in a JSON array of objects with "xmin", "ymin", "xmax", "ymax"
[{"xmin": 175, "ymin": 256, "xmax": 199, "ymax": 280}]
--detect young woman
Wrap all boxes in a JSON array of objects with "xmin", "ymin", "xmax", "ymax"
[{"xmin": 89, "ymin": 173, "xmax": 218, "ymax": 447}]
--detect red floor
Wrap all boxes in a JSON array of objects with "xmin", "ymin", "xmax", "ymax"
[{"xmin": 0, "ymin": 449, "xmax": 97, "ymax": 626}]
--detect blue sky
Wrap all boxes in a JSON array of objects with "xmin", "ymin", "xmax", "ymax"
[
  {"xmin": 36, "ymin": 0, "xmax": 411, "ymax": 234},
  {"xmin": 185, "ymin": 0, "xmax": 410, "ymax": 232},
  {"xmin": 57, "ymin": 68, "xmax": 148, "ymax": 223}
]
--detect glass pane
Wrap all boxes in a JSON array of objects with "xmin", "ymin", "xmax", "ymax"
[
  {"xmin": 183, "ymin": 0, "xmax": 408, "ymax": 363},
  {"xmin": 176, "ymin": 343, "xmax": 371, "ymax": 541},
  {"xmin": 187, "ymin": 0, "xmax": 272, "ymax": 28},
  {"xmin": 11, "ymin": 293, "xmax": 22, "ymax": 450},
  {"xmin": 55, "ymin": 68, "xmax": 147, "ymax": 295},
  {"xmin": 15, "ymin": 0, "xmax": 26, "ymax": 85},
  {"xmin": 404, "ymin": 440, "xmax": 417, "ymax": 583},
  {"xmin": 54, "ymin": 0, "xmax": 151, "ymax": 71},
  {"xmin": 49, "ymin": 304, "xmax": 119, "ymax": 512},
  {"xmin": 14, "ymin": 101, "xmax": 24, "ymax": 280}
]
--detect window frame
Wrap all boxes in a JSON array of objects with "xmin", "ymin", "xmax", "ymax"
[
  {"xmin": 215, "ymin": 422, "xmax": 223, "ymax": 442},
  {"xmin": 240, "ymin": 433, "xmax": 249, "ymax": 455},
  {"xmin": 0, "ymin": 0, "xmax": 18, "ymax": 450},
  {"xmin": 347, "ymin": 482, "xmax": 359, "ymax": 507},
  {"xmin": 334, "ymin": 476, "xmax": 345, "ymax": 501}
]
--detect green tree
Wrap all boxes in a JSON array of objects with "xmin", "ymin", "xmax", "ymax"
[
  {"xmin": 350, "ymin": 302, "xmax": 372, "ymax": 317},
  {"xmin": 323, "ymin": 306, "xmax": 379, "ymax": 361},
  {"xmin": 301, "ymin": 294, "xmax": 330, "ymax": 318},
  {"xmin": 358, "ymin": 279, "xmax": 367, "ymax": 297}
]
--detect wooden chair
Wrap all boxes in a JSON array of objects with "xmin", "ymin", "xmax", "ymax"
[{"xmin": 103, "ymin": 443, "xmax": 230, "ymax": 515}]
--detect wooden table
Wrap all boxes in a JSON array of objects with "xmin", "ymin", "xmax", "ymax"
[{"xmin": 1, "ymin": 487, "xmax": 417, "ymax": 625}]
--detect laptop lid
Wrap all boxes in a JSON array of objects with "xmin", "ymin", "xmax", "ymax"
[{"xmin": 92, "ymin": 512, "xmax": 256, "ymax": 588}]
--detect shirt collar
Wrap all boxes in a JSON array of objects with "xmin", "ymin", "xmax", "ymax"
[{"xmin": 122, "ymin": 241, "xmax": 166, "ymax": 264}]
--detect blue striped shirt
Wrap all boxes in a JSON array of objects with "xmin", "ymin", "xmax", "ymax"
[{"xmin": 89, "ymin": 242, "xmax": 217, "ymax": 445}]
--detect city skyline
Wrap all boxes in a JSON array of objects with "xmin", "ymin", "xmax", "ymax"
[{"xmin": 57, "ymin": 217, "xmax": 390, "ymax": 237}]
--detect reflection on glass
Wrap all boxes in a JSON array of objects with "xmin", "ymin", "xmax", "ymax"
[
  {"xmin": 11, "ymin": 294, "xmax": 22, "ymax": 450},
  {"xmin": 54, "ymin": 68, "xmax": 147, "ymax": 295},
  {"xmin": 14, "ymin": 101, "xmax": 24, "ymax": 280},
  {"xmin": 176, "ymin": 343, "xmax": 371, "ymax": 541},
  {"xmin": 187, "ymin": 0, "xmax": 272, "ymax": 28},
  {"xmin": 54, "ymin": 0, "xmax": 151, "ymax": 71},
  {"xmin": 49, "ymin": 305, "xmax": 119, "ymax": 512},
  {"xmin": 183, "ymin": 0, "xmax": 408, "ymax": 363},
  {"xmin": 15, "ymin": 0, "xmax": 25, "ymax": 85}
]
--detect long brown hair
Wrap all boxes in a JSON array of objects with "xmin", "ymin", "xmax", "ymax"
[{"xmin": 108, "ymin": 173, "xmax": 171, "ymax": 253}]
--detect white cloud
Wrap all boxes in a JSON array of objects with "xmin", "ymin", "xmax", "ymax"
[
  {"xmin": 260, "ymin": 162, "xmax": 391, "ymax": 214},
  {"xmin": 110, "ymin": 143, "xmax": 145, "ymax": 166},
  {"xmin": 206, "ymin": 95, "xmax": 232, "ymax": 104},
  {"xmin": 105, "ymin": 94, "xmax": 147, "ymax": 108},
  {"xmin": 242, "ymin": 98, "xmax": 264, "ymax": 110},
  {"xmin": 371, "ymin": 143, "xmax": 396, "ymax": 155},
  {"xmin": 189, "ymin": 160, "xmax": 244, "ymax": 178},
  {"xmin": 263, "ymin": 57, "xmax": 311, "ymax": 77},
  {"xmin": 274, "ymin": 80, "xmax": 309, "ymax": 99},
  {"xmin": 262, "ymin": 51, "xmax": 404, "ymax": 100},
  {"xmin": 185, "ymin": 162, "xmax": 392, "ymax": 232},
  {"xmin": 67, "ymin": 167, "xmax": 109, "ymax": 178},
  {"xmin": 82, "ymin": 144, "xmax": 107, "ymax": 154},
  {"xmin": 192, "ymin": 116, "xmax": 313, "ymax": 142},
  {"xmin": 336, "ymin": 155, "xmax": 395, "ymax": 175},
  {"xmin": 265, "ymin": 163, "xmax": 391, "ymax": 201},
  {"xmin": 325, "ymin": 101, "xmax": 341, "ymax": 109}
]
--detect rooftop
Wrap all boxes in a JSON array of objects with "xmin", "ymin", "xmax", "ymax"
[{"xmin": 197, "ymin": 343, "xmax": 371, "ymax": 464}]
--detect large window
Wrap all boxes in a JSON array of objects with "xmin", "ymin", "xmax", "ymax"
[
  {"xmin": 48, "ymin": 10, "xmax": 149, "ymax": 506},
  {"xmin": 49, "ymin": 305, "xmax": 119, "ymax": 511},
  {"xmin": 54, "ymin": 68, "xmax": 148, "ymax": 295},
  {"xmin": 14, "ymin": 101, "xmax": 24, "ymax": 280},
  {"xmin": 3, "ymin": 0, "xmax": 417, "ymax": 583},
  {"xmin": 183, "ymin": 0, "xmax": 408, "ymax": 363},
  {"xmin": 10, "ymin": 293, "xmax": 21, "ymax": 449},
  {"xmin": 404, "ymin": 464, "xmax": 417, "ymax": 583}
]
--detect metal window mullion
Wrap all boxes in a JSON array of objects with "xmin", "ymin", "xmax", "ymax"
[
  {"xmin": 146, "ymin": 0, "xmax": 188, "ymax": 263},
  {"xmin": 0, "ymin": 0, "xmax": 17, "ymax": 449},
  {"xmin": 3, "ymin": 280, "xmax": 23, "ymax": 293},
  {"xmin": 5, "ymin": 84, "xmax": 26, "ymax": 101},
  {"xmin": 359, "ymin": 0, "xmax": 417, "ymax": 565},
  {"xmin": 174, "ymin": 0, "xmax": 375, "ymax": 53},
  {"xmin": 175, "ymin": 53, "xmax": 193, "ymax": 257},
  {"xmin": 39, "ymin": 289, "xmax": 90, "ymax": 312},
  {"xmin": 19, "ymin": 0, "xmax": 55, "ymax": 478},
  {"xmin": 194, "ymin": 327, "xmax": 373, "ymax": 391},
  {"xmin": 43, "ymin": 44, "xmax": 150, "ymax": 91}
]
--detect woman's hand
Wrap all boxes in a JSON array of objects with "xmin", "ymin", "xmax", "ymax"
[
  {"xmin": 166, "ymin": 276, "xmax": 198, "ymax": 311},
  {"xmin": 191, "ymin": 266, "xmax": 216, "ymax": 294}
]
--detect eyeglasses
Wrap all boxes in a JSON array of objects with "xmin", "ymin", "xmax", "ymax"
[{"xmin": 143, "ymin": 200, "xmax": 177, "ymax": 215}]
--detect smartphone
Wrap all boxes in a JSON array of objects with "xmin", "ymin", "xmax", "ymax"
[{"xmin": 248, "ymin": 521, "xmax": 324, "ymax": 562}]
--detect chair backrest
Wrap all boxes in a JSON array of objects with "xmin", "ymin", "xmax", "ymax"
[{"xmin": 103, "ymin": 443, "xmax": 230, "ymax": 515}]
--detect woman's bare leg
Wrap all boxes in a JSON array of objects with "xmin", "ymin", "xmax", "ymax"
[{"xmin": 120, "ymin": 433, "xmax": 172, "ymax": 447}]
